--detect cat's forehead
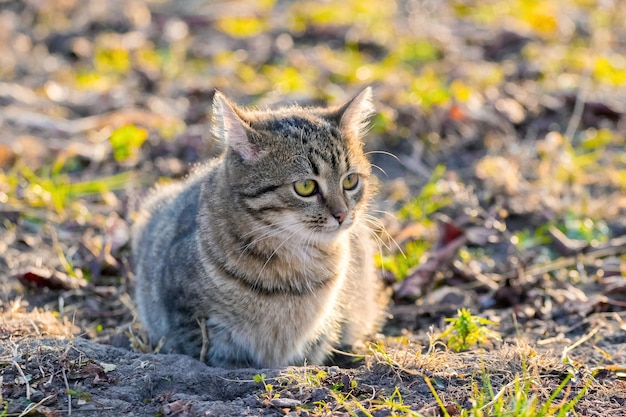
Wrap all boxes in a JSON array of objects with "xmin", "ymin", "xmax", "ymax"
[
  {"xmin": 243, "ymin": 107, "xmax": 370, "ymax": 175},
  {"xmin": 251, "ymin": 111, "xmax": 337, "ymax": 142}
]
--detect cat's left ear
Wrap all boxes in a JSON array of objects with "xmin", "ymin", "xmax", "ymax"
[{"xmin": 328, "ymin": 87, "xmax": 375, "ymax": 141}]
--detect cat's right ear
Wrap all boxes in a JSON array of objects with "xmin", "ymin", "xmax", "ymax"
[
  {"xmin": 325, "ymin": 87, "xmax": 375, "ymax": 142},
  {"xmin": 211, "ymin": 91, "xmax": 261, "ymax": 163}
]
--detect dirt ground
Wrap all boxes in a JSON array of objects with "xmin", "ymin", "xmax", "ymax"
[
  {"xmin": 1, "ymin": 0, "xmax": 626, "ymax": 416},
  {"xmin": 1, "ymin": 313, "xmax": 626, "ymax": 416}
]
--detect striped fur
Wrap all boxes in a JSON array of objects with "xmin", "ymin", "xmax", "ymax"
[{"xmin": 132, "ymin": 88, "xmax": 386, "ymax": 368}]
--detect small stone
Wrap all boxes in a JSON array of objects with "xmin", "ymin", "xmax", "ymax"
[
  {"xmin": 30, "ymin": 389, "xmax": 44, "ymax": 402},
  {"xmin": 269, "ymin": 398, "xmax": 301, "ymax": 408},
  {"xmin": 327, "ymin": 366, "xmax": 340, "ymax": 375}
]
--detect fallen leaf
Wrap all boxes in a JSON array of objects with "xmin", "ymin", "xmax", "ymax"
[
  {"xmin": 99, "ymin": 362, "xmax": 117, "ymax": 373},
  {"xmin": 0, "ymin": 143, "xmax": 14, "ymax": 167},
  {"xmin": 394, "ymin": 219, "xmax": 468, "ymax": 302},
  {"xmin": 28, "ymin": 405, "xmax": 60, "ymax": 417},
  {"xmin": 163, "ymin": 400, "xmax": 192, "ymax": 416},
  {"xmin": 70, "ymin": 362, "xmax": 109, "ymax": 383},
  {"xmin": 15, "ymin": 267, "xmax": 86, "ymax": 291}
]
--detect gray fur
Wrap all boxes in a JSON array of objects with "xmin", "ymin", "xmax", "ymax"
[{"xmin": 132, "ymin": 88, "xmax": 386, "ymax": 368}]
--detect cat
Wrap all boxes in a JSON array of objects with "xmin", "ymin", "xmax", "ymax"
[{"xmin": 132, "ymin": 88, "xmax": 386, "ymax": 369}]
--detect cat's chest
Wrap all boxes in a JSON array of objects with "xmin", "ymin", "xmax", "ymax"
[
  {"xmin": 243, "ymin": 284, "xmax": 344, "ymax": 366},
  {"xmin": 248, "ymin": 254, "xmax": 348, "ymax": 326},
  {"xmin": 230, "ymin": 249, "xmax": 351, "ymax": 366}
]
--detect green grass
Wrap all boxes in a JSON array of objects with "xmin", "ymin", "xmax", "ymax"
[
  {"xmin": 0, "ymin": 164, "xmax": 131, "ymax": 218},
  {"xmin": 426, "ymin": 367, "xmax": 594, "ymax": 417},
  {"xmin": 109, "ymin": 125, "xmax": 148, "ymax": 163},
  {"xmin": 375, "ymin": 164, "xmax": 452, "ymax": 280},
  {"xmin": 438, "ymin": 308, "xmax": 502, "ymax": 352},
  {"xmin": 254, "ymin": 373, "xmax": 279, "ymax": 402},
  {"xmin": 252, "ymin": 308, "xmax": 594, "ymax": 417},
  {"xmin": 314, "ymin": 364, "xmax": 592, "ymax": 417}
]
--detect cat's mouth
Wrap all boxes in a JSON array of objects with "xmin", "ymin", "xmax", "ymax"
[{"xmin": 312, "ymin": 218, "xmax": 353, "ymax": 237}]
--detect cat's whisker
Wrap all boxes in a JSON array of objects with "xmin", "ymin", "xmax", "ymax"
[
  {"xmin": 257, "ymin": 228, "xmax": 301, "ymax": 279},
  {"xmin": 364, "ymin": 149, "xmax": 400, "ymax": 161},
  {"xmin": 363, "ymin": 213, "xmax": 390, "ymax": 258},
  {"xmin": 362, "ymin": 214, "xmax": 404, "ymax": 255},
  {"xmin": 300, "ymin": 230, "xmax": 315, "ymax": 278},
  {"xmin": 235, "ymin": 222, "xmax": 302, "ymax": 264},
  {"xmin": 368, "ymin": 228, "xmax": 386, "ymax": 275},
  {"xmin": 362, "ymin": 219, "xmax": 393, "ymax": 251},
  {"xmin": 366, "ymin": 226, "xmax": 387, "ymax": 251},
  {"xmin": 363, "ymin": 217, "xmax": 397, "ymax": 246},
  {"xmin": 361, "ymin": 214, "xmax": 384, "ymax": 231},
  {"xmin": 362, "ymin": 213, "xmax": 386, "ymax": 227},
  {"xmin": 370, "ymin": 208, "xmax": 398, "ymax": 218},
  {"xmin": 371, "ymin": 163, "xmax": 387, "ymax": 176},
  {"xmin": 236, "ymin": 219, "xmax": 298, "ymax": 250},
  {"xmin": 239, "ymin": 218, "xmax": 301, "ymax": 238},
  {"xmin": 238, "ymin": 229, "xmax": 284, "ymax": 255},
  {"xmin": 238, "ymin": 227, "xmax": 290, "ymax": 246},
  {"xmin": 239, "ymin": 222, "xmax": 294, "ymax": 247},
  {"xmin": 242, "ymin": 221, "xmax": 300, "ymax": 238},
  {"xmin": 239, "ymin": 226, "xmax": 280, "ymax": 242}
]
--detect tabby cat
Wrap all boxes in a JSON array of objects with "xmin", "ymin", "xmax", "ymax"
[{"xmin": 132, "ymin": 88, "xmax": 386, "ymax": 368}]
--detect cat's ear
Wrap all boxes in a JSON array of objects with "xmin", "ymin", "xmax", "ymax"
[
  {"xmin": 211, "ymin": 91, "xmax": 261, "ymax": 163},
  {"xmin": 330, "ymin": 87, "xmax": 375, "ymax": 140}
]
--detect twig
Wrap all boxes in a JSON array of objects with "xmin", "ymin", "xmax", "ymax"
[
  {"xmin": 197, "ymin": 317, "xmax": 208, "ymax": 363},
  {"xmin": 565, "ymin": 66, "xmax": 591, "ymax": 141},
  {"xmin": 478, "ymin": 376, "xmax": 532, "ymax": 412},
  {"xmin": 12, "ymin": 360, "xmax": 31, "ymax": 400},
  {"xmin": 61, "ymin": 366, "xmax": 72, "ymax": 416},
  {"xmin": 605, "ymin": 298, "xmax": 626, "ymax": 308},
  {"xmin": 537, "ymin": 335, "xmax": 569, "ymax": 346},
  {"xmin": 49, "ymin": 225, "xmax": 77, "ymax": 279},
  {"xmin": 613, "ymin": 312, "xmax": 626, "ymax": 332},
  {"xmin": 561, "ymin": 326, "xmax": 601, "ymax": 363},
  {"xmin": 216, "ymin": 375, "xmax": 267, "ymax": 383},
  {"xmin": 13, "ymin": 405, "xmax": 113, "ymax": 417},
  {"xmin": 524, "ymin": 239, "xmax": 626, "ymax": 277},
  {"xmin": 329, "ymin": 346, "xmax": 366, "ymax": 358}
]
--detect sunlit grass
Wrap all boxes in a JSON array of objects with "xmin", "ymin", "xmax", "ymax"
[
  {"xmin": 375, "ymin": 165, "xmax": 452, "ymax": 280},
  {"xmin": 426, "ymin": 369, "xmax": 593, "ymax": 417},
  {"xmin": 109, "ymin": 125, "xmax": 148, "ymax": 163},
  {"xmin": 1, "ymin": 164, "xmax": 131, "ymax": 218},
  {"xmin": 268, "ymin": 324, "xmax": 593, "ymax": 417},
  {"xmin": 438, "ymin": 308, "xmax": 502, "ymax": 352}
]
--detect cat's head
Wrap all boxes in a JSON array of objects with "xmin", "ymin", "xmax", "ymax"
[{"xmin": 211, "ymin": 88, "xmax": 375, "ymax": 243}]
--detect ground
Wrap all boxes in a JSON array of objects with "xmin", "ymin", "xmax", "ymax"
[{"xmin": 1, "ymin": 0, "xmax": 626, "ymax": 416}]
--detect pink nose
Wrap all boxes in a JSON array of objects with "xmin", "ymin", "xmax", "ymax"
[{"xmin": 332, "ymin": 211, "xmax": 347, "ymax": 225}]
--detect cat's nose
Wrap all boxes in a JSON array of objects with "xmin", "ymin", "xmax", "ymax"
[{"xmin": 332, "ymin": 211, "xmax": 347, "ymax": 225}]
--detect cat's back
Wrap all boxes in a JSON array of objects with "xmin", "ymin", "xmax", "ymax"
[
  {"xmin": 131, "ymin": 163, "xmax": 216, "ymax": 269},
  {"xmin": 132, "ymin": 162, "xmax": 219, "ymax": 344}
]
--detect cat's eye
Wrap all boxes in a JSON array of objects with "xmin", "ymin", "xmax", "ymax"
[
  {"xmin": 294, "ymin": 179, "xmax": 318, "ymax": 197},
  {"xmin": 342, "ymin": 173, "xmax": 359, "ymax": 191}
]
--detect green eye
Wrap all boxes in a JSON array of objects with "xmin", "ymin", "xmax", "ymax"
[
  {"xmin": 342, "ymin": 173, "xmax": 359, "ymax": 190},
  {"xmin": 294, "ymin": 179, "xmax": 318, "ymax": 197}
]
